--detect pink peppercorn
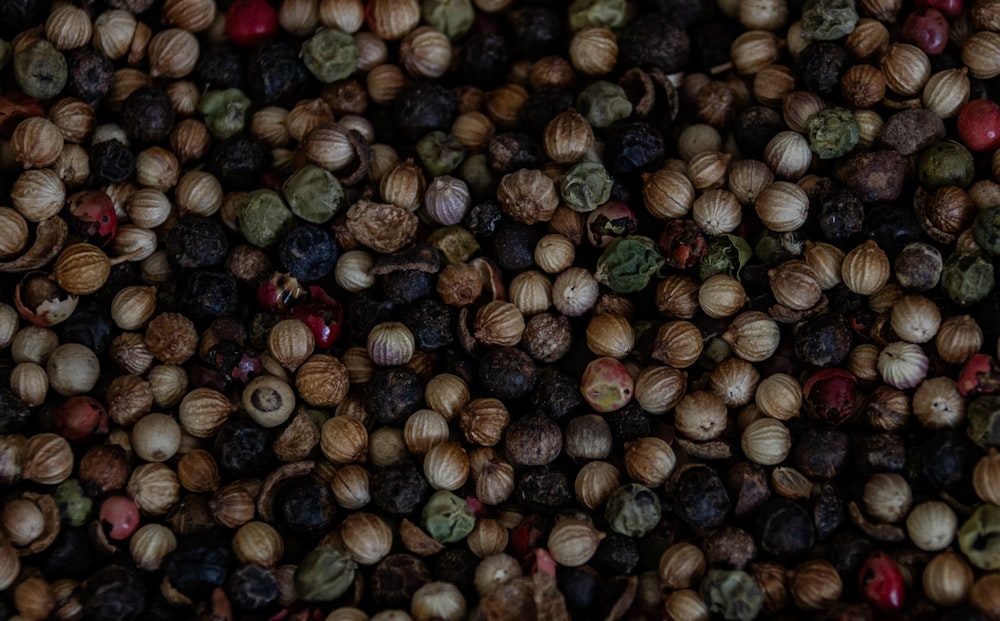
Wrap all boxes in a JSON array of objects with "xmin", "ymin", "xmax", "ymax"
[
  {"xmin": 859, "ymin": 551, "xmax": 905, "ymax": 612},
  {"xmin": 958, "ymin": 99, "xmax": 1000, "ymax": 153},
  {"xmin": 99, "ymin": 496, "xmax": 141, "ymax": 540},
  {"xmin": 580, "ymin": 357, "xmax": 634, "ymax": 413},
  {"xmin": 901, "ymin": 9, "xmax": 949, "ymax": 55},
  {"xmin": 225, "ymin": 0, "xmax": 279, "ymax": 47}
]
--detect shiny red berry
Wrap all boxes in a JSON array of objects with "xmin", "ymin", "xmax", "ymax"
[
  {"xmin": 289, "ymin": 286, "xmax": 343, "ymax": 349},
  {"xmin": 859, "ymin": 551, "xmax": 905, "ymax": 612},
  {"xmin": 99, "ymin": 496, "xmax": 140, "ymax": 540},
  {"xmin": 958, "ymin": 353, "xmax": 1000, "ymax": 396},
  {"xmin": 958, "ymin": 99, "xmax": 1000, "ymax": 152},
  {"xmin": 803, "ymin": 368, "xmax": 858, "ymax": 425},
  {"xmin": 901, "ymin": 9, "xmax": 949, "ymax": 55},
  {"xmin": 916, "ymin": 0, "xmax": 963, "ymax": 19},
  {"xmin": 54, "ymin": 396, "xmax": 110, "ymax": 443},
  {"xmin": 225, "ymin": 0, "xmax": 278, "ymax": 46},
  {"xmin": 65, "ymin": 190, "xmax": 118, "ymax": 246}
]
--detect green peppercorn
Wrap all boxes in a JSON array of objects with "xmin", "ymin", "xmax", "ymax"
[
  {"xmin": 198, "ymin": 89, "xmax": 252, "ymax": 140},
  {"xmin": 417, "ymin": 131, "xmax": 466, "ymax": 176},
  {"xmin": 568, "ymin": 0, "xmax": 627, "ymax": 31},
  {"xmin": 421, "ymin": 0, "xmax": 474, "ymax": 40},
  {"xmin": 753, "ymin": 230, "xmax": 804, "ymax": 265},
  {"xmin": 457, "ymin": 153, "xmax": 497, "ymax": 199},
  {"xmin": 301, "ymin": 28, "xmax": 358, "ymax": 84},
  {"xmin": 918, "ymin": 141, "xmax": 975, "ymax": 191},
  {"xmin": 700, "ymin": 234, "xmax": 753, "ymax": 281},
  {"xmin": 701, "ymin": 569, "xmax": 765, "ymax": 621},
  {"xmin": 973, "ymin": 206, "xmax": 1000, "ymax": 256},
  {"xmin": 427, "ymin": 225, "xmax": 480, "ymax": 263},
  {"xmin": 958, "ymin": 504, "xmax": 1000, "ymax": 570},
  {"xmin": 14, "ymin": 40, "xmax": 67, "ymax": 101},
  {"xmin": 237, "ymin": 189, "xmax": 297, "ymax": 248},
  {"xmin": 53, "ymin": 479, "xmax": 93, "ymax": 527},
  {"xmin": 806, "ymin": 107, "xmax": 859, "ymax": 160},
  {"xmin": 282, "ymin": 164, "xmax": 347, "ymax": 224},
  {"xmin": 604, "ymin": 483, "xmax": 662, "ymax": 537},
  {"xmin": 967, "ymin": 395, "xmax": 1000, "ymax": 449},
  {"xmin": 561, "ymin": 162, "xmax": 613, "ymax": 213},
  {"xmin": 595, "ymin": 236, "xmax": 665, "ymax": 293},
  {"xmin": 800, "ymin": 0, "xmax": 859, "ymax": 41},
  {"xmin": 422, "ymin": 490, "xmax": 475, "ymax": 543},
  {"xmin": 294, "ymin": 546, "xmax": 358, "ymax": 601},
  {"xmin": 941, "ymin": 253, "xmax": 995, "ymax": 306},
  {"xmin": 577, "ymin": 81, "xmax": 633, "ymax": 129}
]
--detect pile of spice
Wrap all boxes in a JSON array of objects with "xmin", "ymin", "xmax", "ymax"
[{"xmin": 5, "ymin": 0, "xmax": 1000, "ymax": 618}]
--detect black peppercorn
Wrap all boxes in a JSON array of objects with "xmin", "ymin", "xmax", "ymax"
[
  {"xmin": 213, "ymin": 418, "xmax": 274, "ymax": 478},
  {"xmin": 853, "ymin": 433, "xmax": 906, "ymax": 476},
  {"xmin": 733, "ymin": 106, "xmax": 785, "ymax": 161},
  {"xmin": 37, "ymin": 527, "xmax": 95, "ymax": 580},
  {"xmin": 511, "ymin": 7, "xmax": 563, "ymax": 59},
  {"xmin": 603, "ymin": 121, "xmax": 665, "ymax": 176},
  {"xmin": 590, "ymin": 532, "xmax": 640, "ymax": 576},
  {"xmin": 703, "ymin": 525, "xmax": 757, "ymax": 569},
  {"xmin": 208, "ymin": 134, "xmax": 271, "ymax": 191},
  {"xmin": 432, "ymin": 548, "xmax": 478, "ymax": 595},
  {"xmin": 95, "ymin": 261, "xmax": 139, "ymax": 305},
  {"xmin": 121, "ymin": 87, "xmax": 176, "ymax": 146},
  {"xmin": 464, "ymin": 200, "xmax": 504, "ymax": 238},
  {"xmin": 275, "ymin": 476, "xmax": 337, "ymax": 536},
  {"xmin": 59, "ymin": 301, "xmax": 116, "ymax": 355},
  {"xmin": 460, "ymin": 32, "xmax": 510, "ymax": 89},
  {"xmin": 227, "ymin": 564, "xmax": 279, "ymax": 611},
  {"xmin": 372, "ymin": 462, "xmax": 430, "ymax": 516},
  {"xmin": 478, "ymin": 346, "xmax": 537, "ymax": 401},
  {"xmin": 65, "ymin": 48, "xmax": 113, "ymax": 105},
  {"xmin": 756, "ymin": 498, "xmax": 816, "ymax": 560},
  {"xmin": 793, "ymin": 427, "xmax": 850, "ymax": 479},
  {"xmin": 922, "ymin": 429, "xmax": 981, "ymax": 496},
  {"xmin": 245, "ymin": 41, "xmax": 312, "ymax": 107},
  {"xmin": 793, "ymin": 312, "xmax": 853, "ymax": 367},
  {"xmin": 726, "ymin": 461, "xmax": 771, "ymax": 518},
  {"xmin": 617, "ymin": 14, "xmax": 690, "ymax": 74},
  {"xmin": 163, "ymin": 536, "xmax": 231, "ymax": 600},
  {"xmin": 689, "ymin": 19, "xmax": 743, "ymax": 73},
  {"xmin": 827, "ymin": 529, "xmax": 873, "ymax": 577},
  {"xmin": 347, "ymin": 291, "xmax": 395, "ymax": 342},
  {"xmin": 82, "ymin": 566, "xmax": 147, "ymax": 621},
  {"xmin": 278, "ymin": 224, "xmax": 338, "ymax": 282},
  {"xmin": 196, "ymin": 44, "xmax": 247, "ymax": 92},
  {"xmin": 401, "ymin": 298, "xmax": 453, "ymax": 351},
  {"xmin": 492, "ymin": 219, "xmax": 543, "ymax": 273},
  {"xmin": 522, "ymin": 87, "xmax": 575, "ymax": 136},
  {"xmin": 606, "ymin": 402, "xmax": 652, "ymax": 444},
  {"xmin": 673, "ymin": 464, "xmax": 731, "ymax": 530},
  {"xmin": 516, "ymin": 466, "xmax": 572, "ymax": 513},
  {"xmin": 0, "ymin": 387, "xmax": 30, "ymax": 433},
  {"xmin": 506, "ymin": 414, "xmax": 562, "ymax": 466},
  {"xmin": 864, "ymin": 206, "xmax": 923, "ymax": 255},
  {"xmin": 811, "ymin": 482, "xmax": 845, "ymax": 541},
  {"xmin": 812, "ymin": 181, "xmax": 865, "ymax": 246},
  {"xmin": 529, "ymin": 367, "xmax": 587, "ymax": 422},
  {"xmin": 487, "ymin": 132, "xmax": 543, "ymax": 173},
  {"xmin": 167, "ymin": 216, "xmax": 231, "ymax": 270},
  {"xmin": 370, "ymin": 554, "xmax": 433, "ymax": 610},
  {"xmin": 558, "ymin": 566, "xmax": 612, "ymax": 621},
  {"xmin": 181, "ymin": 271, "xmax": 239, "ymax": 318},
  {"xmin": 394, "ymin": 83, "xmax": 459, "ymax": 143},
  {"xmin": 365, "ymin": 367, "xmax": 423, "ymax": 426},
  {"xmin": 90, "ymin": 140, "xmax": 135, "ymax": 185},
  {"xmin": 794, "ymin": 42, "xmax": 850, "ymax": 96},
  {"xmin": 383, "ymin": 269, "xmax": 434, "ymax": 305}
]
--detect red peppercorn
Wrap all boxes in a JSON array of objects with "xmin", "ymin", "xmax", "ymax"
[
  {"xmin": 225, "ymin": 0, "xmax": 279, "ymax": 47},
  {"xmin": 580, "ymin": 357, "xmax": 635, "ymax": 413},
  {"xmin": 289, "ymin": 286, "xmax": 343, "ymax": 349},
  {"xmin": 65, "ymin": 190, "xmax": 118, "ymax": 247},
  {"xmin": 53, "ymin": 395, "xmax": 110, "ymax": 443},
  {"xmin": 510, "ymin": 514, "xmax": 546, "ymax": 561},
  {"xmin": 915, "ymin": 0, "xmax": 963, "ymax": 19},
  {"xmin": 527, "ymin": 548, "xmax": 557, "ymax": 577},
  {"xmin": 958, "ymin": 99, "xmax": 1000, "ymax": 153},
  {"xmin": 858, "ymin": 551, "xmax": 905, "ymax": 612},
  {"xmin": 99, "ymin": 496, "xmax": 141, "ymax": 540},
  {"xmin": 958, "ymin": 353, "xmax": 1000, "ymax": 396},
  {"xmin": 803, "ymin": 368, "xmax": 859, "ymax": 425},
  {"xmin": 901, "ymin": 9, "xmax": 949, "ymax": 55}
]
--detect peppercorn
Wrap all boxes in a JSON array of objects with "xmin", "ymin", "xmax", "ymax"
[
  {"xmin": 163, "ymin": 536, "xmax": 231, "ymax": 600},
  {"xmin": 212, "ymin": 418, "xmax": 274, "ymax": 478},
  {"xmin": 793, "ymin": 427, "xmax": 850, "ymax": 479},
  {"xmin": 603, "ymin": 121, "xmax": 665, "ymax": 176},
  {"xmin": 57, "ymin": 301, "xmax": 116, "ymax": 355},
  {"xmin": 417, "ymin": 130, "xmax": 466, "ymax": 177},
  {"xmin": 208, "ymin": 134, "xmax": 271, "ymax": 191},
  {"xmin": 82, "ymin": 565, "xmax": 146, "ymax": 621},
  {"xmin": 794, "ymin": 312, "xmax": 853, "ymax": 367},
  {"xmin": 923, "ymin": 430, "xmax": 981, "ymax": 500},
  {"xmin": 37, "ymin": 527, "xmax": 94, "ymax": 580},
  {"xmin": 394, "ymin": 83, "xmax": 459, "ymax": 143},
  {"xmin": 346, "ymin": 292, "xmax": 394, "ymax": 342},
  {"xmin": 659, "ymin": 220, "xmax": 708, "ymax": 270},
  {"xmin": 515, "ymin": 466, "xmax": 572, "ymax": 513},
  {"xmin": 487, "ymin": 132, "xmax": 542, "ymax": 173},
  {"xmin": 194, "ymin": 44, "xmax": 246, "ymax": 92},
  {"xmin": 432, "ymin": 548, "xmax": 478, "ymax": 595},
  {"xmin": 65, "ymin": 48, "xmax": 113, "ymax": 105},
  {"xmin": 464, "ymin": 200, "xmax": 503, "ymax": 238},
  {"xmin": 401, "ymin": 299, "xmax": 453, "ymax": 351},
  {"xmin": 807, "ymin": 107, "xmax": 859, "ymax": 160},
  {"xmin": 460, "ymin": 32, "xmax": 510, "ymax": 89},
  {"xmin": 166, "ymin": 216, "xmax": 230, "ymax": 270},
  {"xmin": 919, "ymin": 140, "xmax": 976, "ymax": 191},
  {"xmin": 795, "ymin": 42, "xmax": 850, "ymax": 96},
  {"xmin": 371, "ymin": 462, "xmax": 430, "ymax": 516},
  {"xmin": 278, "ymin": 224, "xmax": 338, "ymax": 282},
  {"xmin": 589, "ymin": 532, "xmax": 639, "ymax": 576},
  {"xmin": 527, "ymin": 367, "xmax": 587, "ymax": 421},
  {"xmin": 90, "ymin": 140, "xmax": 135, "ymax": 185},
  {"xmin": 699, "ymin": 234, "xmax": 751, "ymax": 281},
  {"xmin": 226, "ymin": 564, "xmax": 278, "ymax": 611},
  {"xmin": 617, "ymin": 13, "xmax": 689, "ymax": 74},
  {"xmin": 181, "ymin": 271, "xmax": 239, "ymax": 318},
  {"xmin": 506, "ymin": 413, "xmax": 562, "ymax": 466},
  {"xmin": 733, "ymin": 107, "xmax": 785, "ymax": 160},
  {"xmin": 511, "ymin": 7, "xmax": 563, "ymax": 58},
  {"xmin": 702, "ymin": 569, "xmax": 764, "ymax": 621},
  {"xmin": 753, "ymin": 230, "xmax": 805, "ymax": 265},
  {"xmin": 491, "ymin": 220, "xmax": 543, "ymax": 273},
  {"xmin": 301, "ymin": 28, "xmax": 358, "ymax": 84},
  {"xmin": 370, "ymin": 554, "xmax": 433, "ymax": 610},
  {"xmin": 273, "ymin": 476, "xmax": 336, "ymax": 536},
  {"xmin": 756, "ymin": 498, "xmax": 816, "ymax": 559},
  {"xmin": 673, "ymin": 465, "xmax": 730, "ymax": 531},
  {"xmin": 13, "ymin": 40, "xmax": 66, "ymax": 101},
  {"xmin": 606, "ymin": 402, "xmax": 652, "ymax": 444},
  {"xmin": 363, "ymin": 367, "xmax": 422, "ymax": 426},
  {"xmin": 121, "ymin": 88, "xmax": 176, "ymax": 147},
  {"xmin": 479, "ymin": 346, "xmax": 537, "ymax": 401},
  {"xmin": 245, "ymin": 41, "xmax": 312, "ymax": 107}
]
